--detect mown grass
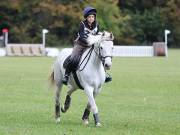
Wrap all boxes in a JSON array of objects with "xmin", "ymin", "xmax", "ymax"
[{"xmin": 0, "ymin": 49, "xmax": 180, "ymax": 135}]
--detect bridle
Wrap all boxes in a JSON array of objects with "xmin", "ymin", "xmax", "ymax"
[{"xmin": 95, "ymin": 43, "xmax": 113, "ymax": 66}]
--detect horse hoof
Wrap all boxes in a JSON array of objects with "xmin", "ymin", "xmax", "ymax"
[
  {"xmin": 56, "ymin": 117, "xmax": 61, "ymax": 123},
  {"xmin": 61, "ymin": 107, "xmax": 66, "ymax": 113},
  {"xmin": 83, "ymin": 119, "xmax": 89, "ymax": 125},
  {"xmin": 96, "ymin": 122, "xmax": 101, "ymax": 127}
]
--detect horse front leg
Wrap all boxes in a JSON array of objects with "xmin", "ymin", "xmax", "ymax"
[
  {"xmin": 82, "ymin": 103, "xmax": 91, "ymax": 125},
  {"xmin": 84, "ymin": 87, "xmax": 101, "ymax": 127},
  {"xmin": 82, "ymin": 92, "xmax": 100, "ymax": 125}
]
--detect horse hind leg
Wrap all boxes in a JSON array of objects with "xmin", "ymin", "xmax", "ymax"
[
  {"xmin": 61, "ymin": 85, "xmax": 75, "ymax": 113},
  {"xmin": 54, "ymin": 82, "xmax": 63, "ymax": 123}
]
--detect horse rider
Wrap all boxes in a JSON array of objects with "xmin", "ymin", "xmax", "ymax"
[{"xmin": 62, "ymin": 6, "xmax": 112, "ymax": 85}]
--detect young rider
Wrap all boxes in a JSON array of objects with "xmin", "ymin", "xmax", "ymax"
[{"xmin": 62, "ymin": 6, "xmax": 112, "ymax": 85}]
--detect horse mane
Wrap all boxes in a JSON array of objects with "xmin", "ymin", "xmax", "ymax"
[{"xmin": 87, "ymin": 31, "xmax": 114, "ymax": 46}]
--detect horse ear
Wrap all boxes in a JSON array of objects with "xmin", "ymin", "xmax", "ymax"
[{"xmin": 110, "ymin": 32, "xmax": 114, "ymax": 40}]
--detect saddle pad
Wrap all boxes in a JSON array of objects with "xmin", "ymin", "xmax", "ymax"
[{"xmin": 63, "ymin": 55, "xmax": 71, "ymax": 69}]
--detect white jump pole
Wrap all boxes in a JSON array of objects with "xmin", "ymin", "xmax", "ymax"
[
  {"xmin": 42, "ymin": 29, "xmax": 49, "ymax": 48},
  {"xmin": 164, "ymin": 29, "xmax": 170, "ymax": 57}
]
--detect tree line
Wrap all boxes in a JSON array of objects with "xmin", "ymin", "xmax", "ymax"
[{"xmin": 0, "ymin": 0, "xmax": 179, "ymax": 47}]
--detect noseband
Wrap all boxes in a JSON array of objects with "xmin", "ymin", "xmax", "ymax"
[{"xmin": 96, "ymin": 45, "xmax": 113, "ymax": 66}]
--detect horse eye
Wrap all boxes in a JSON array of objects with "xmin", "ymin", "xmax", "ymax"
[{"xmin": 100, "ymin": 47, "xmax": 103, "ymax": 49}]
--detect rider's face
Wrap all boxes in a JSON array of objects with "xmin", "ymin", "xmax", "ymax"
[{"xmin": 87, "ymin": 14, "xmax": 95, "ymax": 25}]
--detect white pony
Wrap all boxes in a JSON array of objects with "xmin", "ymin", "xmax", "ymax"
[{"xmin": 49, "ymin": 31, "xmax": 114, "ymax": 127}]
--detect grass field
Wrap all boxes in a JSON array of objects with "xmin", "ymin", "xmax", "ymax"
[{"xmin": 0, "ymin": 49, "xmax": 180, "ymax": 135}]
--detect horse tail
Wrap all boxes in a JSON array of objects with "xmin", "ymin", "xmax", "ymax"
[{"xmin": 49, "ymin": 70, "xmax": 55, "ymax": 87}]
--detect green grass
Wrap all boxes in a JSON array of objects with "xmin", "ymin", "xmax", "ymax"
[{"xmin": 0, "ymin": 49, "xmax": 180, "ymax": 135}]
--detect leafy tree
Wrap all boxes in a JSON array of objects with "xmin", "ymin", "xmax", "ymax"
[
  {"xmin": 130, "ymin": 8, "xmax": 165, "ymax": 44},
  {"xmin": 160, "ymin": 0, "xmax": 180, "ymax": 47},
  {"xmin": 85, "ymin": 0, "xmax": 132, "ymax": 44},
  {"xmin": 118, "ymin": 0, "xmax": 179, "ymax": 46},
  {"xmin": 0, "ymin": 0, "xmax": 179, "ymax": 47}
]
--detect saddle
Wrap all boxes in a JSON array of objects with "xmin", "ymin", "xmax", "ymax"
[{"xmin": 63, "ymin": 45, "xmax": 94, "ymax": 90}]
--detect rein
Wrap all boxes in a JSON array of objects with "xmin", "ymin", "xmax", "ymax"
[
  {"xmin": 78, "ymin": 45, "xmax": 94, "ymax": 71},
  {"xmin": 78, "ymin": 39, "xmax": 113, "ymax": 71}
]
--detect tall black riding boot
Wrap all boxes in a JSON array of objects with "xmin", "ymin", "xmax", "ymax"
[
  {"xmin": 62, "ymin": 69, "xmax": 71, "ymax": 85},
  {"xmin": 105, "ymin": 73, "xmax": 112, "ymax": 83}
]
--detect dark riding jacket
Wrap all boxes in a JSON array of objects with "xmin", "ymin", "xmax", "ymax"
[
  {"xmin": 77, "ymin": 20, "xmax": 99, "ymax": 46},
  {"xmin": 65, "ymin": 20, "xmax": 99, "ymax": 72}
]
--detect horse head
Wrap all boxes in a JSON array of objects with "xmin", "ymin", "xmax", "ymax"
[
  {"xmin": 95, "ymin": 31, "xmax": 114, "ymax": 70},
  {"xmin": 101, "ymin": 31, "xmax": 114, "ymax": 41}
]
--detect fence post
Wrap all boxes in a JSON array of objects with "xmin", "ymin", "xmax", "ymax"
[
  {"xmin": 42, "ymin": 29, "xmax": 49, "ymax": 48},
  {"xmin": 164, "ymin": 30, "xmax": 170, "ymax": 57},
  {"xmin": 2, "ymin": 28, "xmax": 8, "ymax": 47}
]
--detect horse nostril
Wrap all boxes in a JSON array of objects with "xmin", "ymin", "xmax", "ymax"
[{"xmin": 104, "ymin": 63, "xmax": 111, "ymax": 70}]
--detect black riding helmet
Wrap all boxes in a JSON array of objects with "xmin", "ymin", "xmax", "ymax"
[{"xmin": 83, "ymin": 6, "xmax": 97, "ymax": 18}]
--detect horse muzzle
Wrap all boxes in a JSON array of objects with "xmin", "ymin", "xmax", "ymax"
[
  {"xmin": 104, "ymin": 63, "xmax": 112, "ymax": 70},
  {"xmin": 101, "ymin": 56, "xmax": 112, "ymax": 70}
]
